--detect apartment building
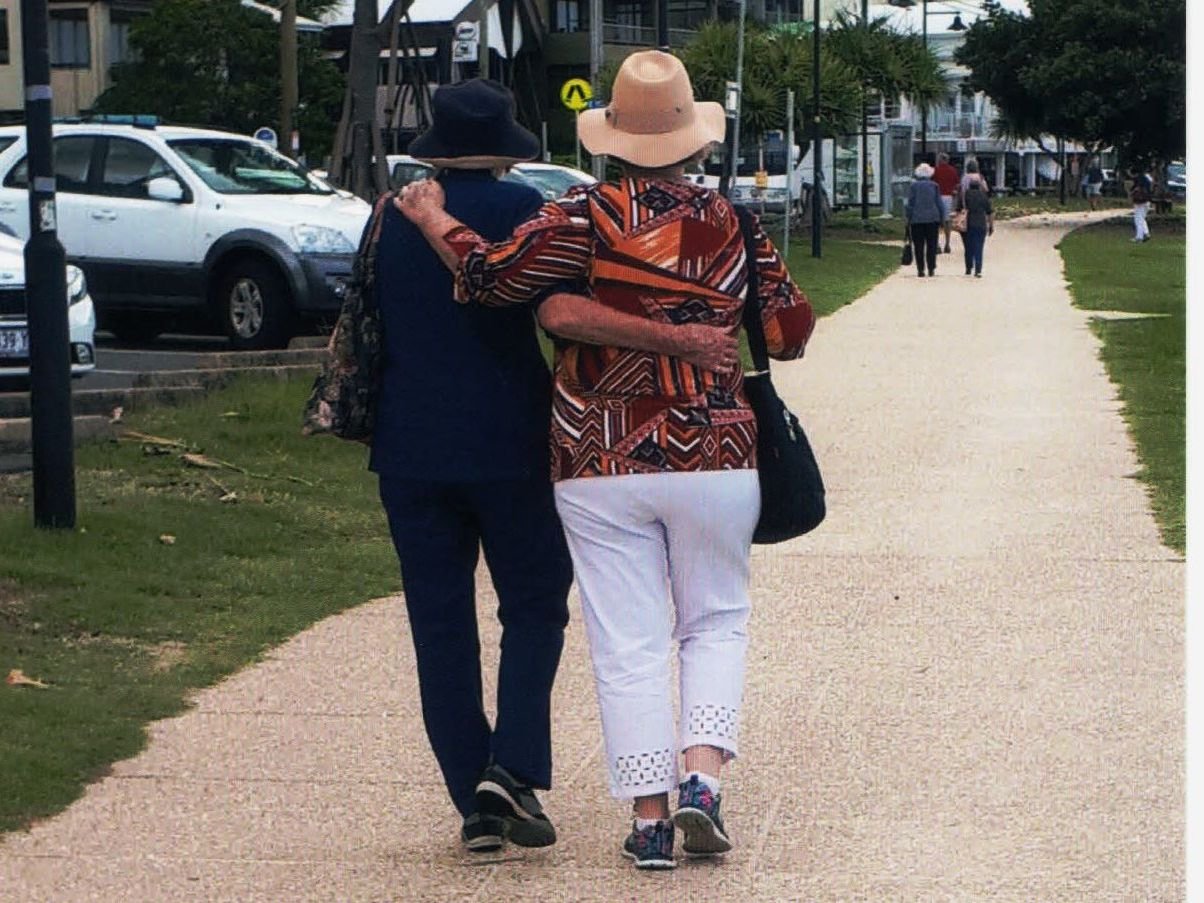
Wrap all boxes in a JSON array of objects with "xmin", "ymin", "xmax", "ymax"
[{"xmin": 0, "ymin": 0, "xmax": 149, "ymax": 122}]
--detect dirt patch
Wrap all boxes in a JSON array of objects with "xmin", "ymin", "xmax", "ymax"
[{"xmin": 149, "ymin": 641, "xmax": 188, "ymax": 672}]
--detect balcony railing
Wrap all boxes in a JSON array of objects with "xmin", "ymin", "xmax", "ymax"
[
  {"xmin": 600, "ymin": 23, "xmax": 697, "ymax": 45},
  {"xmin": 926, "ymin": 108, "xmax": 989, "ymax": 139}
]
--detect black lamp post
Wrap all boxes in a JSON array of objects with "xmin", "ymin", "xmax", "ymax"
[{"xmin": 811, "ymin": 0, "xmax": 821, "ymax": 258}]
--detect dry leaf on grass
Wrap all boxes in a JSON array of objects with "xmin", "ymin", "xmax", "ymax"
[
  {"xmin": 6, "ymin": 669, "xmax": 50, "ymax": 689},
  {"xmin": 219, "ymin": 411, "xmax": 243, "ymax": 419},
  {"xmin": 220, "ymin": 492, "xmax": 238, "ymax": 503},
  {"xmin": 109, "ymin": 406, "xmax": 124, "ymax": 424},
  {"xmin": 159, "ymin": 534, "xmax": 176, "ymax": 545},
  {"xmin": 181, "ymin": 453, "xmax": 224, "ymax": 470}
]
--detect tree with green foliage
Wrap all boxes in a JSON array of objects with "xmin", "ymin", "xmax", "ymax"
[
  {"xmin": 955, "ymin": 0, "xmax": 1185, "ymax": 167},
  {"xmin": 94, "ymin": 0, "xmax": 345, "ymax": 163},
  {"xmin": 678, "ymin": 17, "xmax": 942, "ymax": 157}
]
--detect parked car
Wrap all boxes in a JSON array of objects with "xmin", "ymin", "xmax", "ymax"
[
  {"xmin": 385, "ymin": 154, "xmax": 435, "ymax": 190},
  {"xmin": 0, "ymin": 119, "xmax": 372, "ymax": 349},
  {"xmin": 0, "ymin": 230, "xmax": 96, "ymax": 379},
  {"xmin": 510, "ymin": 162, "xmax": 596, "ymax": 199},
  {"xmin": 1165, "ymin": 162, "xmax": 1185, "ymax": 202}
]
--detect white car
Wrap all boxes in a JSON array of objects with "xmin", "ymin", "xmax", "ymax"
[
  {"xmin": 0, "ymin": 119, "xmax": 372, "ymax": 349},
  {"xmin": 0, "ymin": 230, "xmax": 96, "ymax": 378},
  {"xmin": 384, "ymin": 154, "xmax": 596, "ymax": 201},
  {"xmin": 511, "ymin": 162, "xmax": 596, "ymax": 199}
]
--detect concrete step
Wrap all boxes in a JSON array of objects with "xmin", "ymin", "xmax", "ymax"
[
  {"xmin": 0, "ymin": 385, "xmax": 209, "ymax": 420},
  {"xmin": 131, "ymin": 363, "xmax": 320, "ymax": 390},
  {"xmin": 0, "ymin": 415, "xmax": 115, "ymax": 455},
  {"xmin": 288, "ymin": 335, "xmax": 330, "ymax": 350},
  {"xmin": 99, "ymin": 347, "xmax": 327, "ymax": 371}
]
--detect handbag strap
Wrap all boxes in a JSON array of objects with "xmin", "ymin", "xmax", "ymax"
[{"xmin": 733, "ymin": 204, "xmax": 771, "ymax": 374}]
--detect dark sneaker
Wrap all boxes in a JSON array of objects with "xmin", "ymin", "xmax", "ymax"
[
  {"xmin": 673, "ymin": 775, "xmax": 732, "ymax": 856},
  {"xmin": 475, "ymin": 763, "xmax": 556, "ymax": 848},
  {"xmin": 621, "ymin": 820, "xmax": 677, "ymax": 870},
  {"xmin": 460, "ymin": 812, "xmax": 505, "ymax": 854}
]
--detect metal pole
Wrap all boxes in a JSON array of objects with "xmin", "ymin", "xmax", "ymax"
[
  {"xmin": 478, "ymin": 0, "xmax": 490, "ymax": 80},
  {"xmin": 588, "ymin": 0, "xmax": 604, "ymax": 180},
  {"xmin": 860, "ymin": 0, "xmax": 869, "ymax": 224},
  {"xmin": 810, "ymin": 0, "xmax": 821, "ymax": 258},
  {"xmin": 657, "ymin": 0, "xmax": 668, "ymax": 48},
  {"xmin": 920, "ymin": 0, "xmax": 928, "ymax": 160},
  {"xmin": 727, "ymin": 0, "xmax": 747, "ymax": 198},
  {"xmin": 20, "ymin": 0, "xmax": 75, "ymax": 529},
  {"xmin": 280, "ymin": 0, "xmax": 298, "ymax": 158},
  {"xmin": 784, "ymin": 88, "xmax": 793, "ymax": 259}
]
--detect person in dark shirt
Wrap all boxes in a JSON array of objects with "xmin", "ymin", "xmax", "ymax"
[
  {"xmin": 372, "ymin": 78, "xmax": 738, "ymax": 856},
  {"xmin": 955, "ymin": 177, "xmax": 994, "ymax": 277}
]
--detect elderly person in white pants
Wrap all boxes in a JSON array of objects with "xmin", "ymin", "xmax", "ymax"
[{"xmin": 397, "ymin": 50, "xmax": 816, "ymax": 870}]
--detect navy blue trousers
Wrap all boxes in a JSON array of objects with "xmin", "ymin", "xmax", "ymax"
[
  {"xmin": 962, "ymin": 226, "xmax": 987, "ymax": 275},
  {"xmin": 378, "ymin": 476, "xmax": 573, "ymax": 817}
]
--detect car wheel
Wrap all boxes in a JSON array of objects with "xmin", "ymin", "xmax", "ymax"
[
  {"xmin": 105, "ymin": 312, "xmax": 162, "ymax": 345},
  {"xmin": 218, "ymin": 259, "xmax": 296, "ymax": 351}
]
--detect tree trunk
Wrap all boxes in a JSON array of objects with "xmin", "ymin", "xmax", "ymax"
[{"xmin": 331, "ymin": 0, "xmax": 384, "ymax": 200}]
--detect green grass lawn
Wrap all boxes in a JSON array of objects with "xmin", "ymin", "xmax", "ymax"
[
  {"xmin": 1057, "ymin": 219, "xmax": 1186, "ymax": 553},
  {"xmin": 0, "ymin": 379, "xmax": 400, "ymax": 832},
  {"xmin": 0, "ymin": 234, "xmax": 900, "ymax": 836}
]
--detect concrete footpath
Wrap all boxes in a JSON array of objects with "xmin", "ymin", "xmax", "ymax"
[{"xmin": 0, "ymin": 212, "xmax": 1184, "ymax": 901}]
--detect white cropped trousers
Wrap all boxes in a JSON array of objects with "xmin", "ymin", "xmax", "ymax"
[{"xmin": 554, "ymin": 470, "xmax": 760, "ymax": 800}]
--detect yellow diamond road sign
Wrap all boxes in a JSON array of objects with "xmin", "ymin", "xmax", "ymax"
[{"xmin": 560, "ymin": 78, "xmax": 593, "ymax": 112}]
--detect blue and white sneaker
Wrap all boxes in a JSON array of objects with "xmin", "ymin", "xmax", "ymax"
[
  {"xmin": 672, "ymin": 774, "xmax": 732, "ymax": 856},
  {"xmin": 621, "ymin": 819, "xmax": 677, "ymax": 870}
]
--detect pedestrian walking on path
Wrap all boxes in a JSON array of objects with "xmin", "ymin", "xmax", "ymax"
[
  {"xmin": 1130, "ymin": 168, "xmax": 1153, "ymax": 242},
  {"xmin": 371, "ymin": 77, "xmax": 736, "ymax": 856},
  {"xmin": 955, "ymin": 176, "xmax": 994, "ymax": 276},
  {"xmin": 933, "ymin": 152, "xmax": 960, "ymax": 254},
  {"xmin": 397, "ymin": 50, "xmax": 815, "ymax": 871},
  {"xmin": 905, "ymin": 162, "xmax": 947, "ymax": 277}
]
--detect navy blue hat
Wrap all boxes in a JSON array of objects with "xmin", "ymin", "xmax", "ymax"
[{"xmin": 409, "ymin": 78, "xmax": 540, "ymax": 168}]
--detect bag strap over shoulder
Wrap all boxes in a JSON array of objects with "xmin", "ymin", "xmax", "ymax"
[{"xmin": 734, "ymin": 204, "xmax": 771, "ymax": 374}]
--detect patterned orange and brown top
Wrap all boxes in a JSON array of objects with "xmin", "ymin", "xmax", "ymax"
[{"xmin": 444, "ymin": 177, "xmax": 816, "ymax": 481}]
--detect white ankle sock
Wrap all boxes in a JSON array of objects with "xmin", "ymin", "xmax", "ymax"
[{"xmin": 685, "ymin": 771, "xmax": 721, "ymax": 793}]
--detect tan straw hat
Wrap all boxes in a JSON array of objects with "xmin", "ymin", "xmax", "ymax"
[{"xmin": 577, "ymin": 51, "xmax": 726, "ymax": 169}]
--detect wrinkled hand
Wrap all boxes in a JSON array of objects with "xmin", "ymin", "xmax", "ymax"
[
  {"xmin": 674, "ymin": 324, "xmax": 740, "ymax": 373},
  {"xmin": 394, "ymin": 179, "xmax": 446, "ymax": 225}
]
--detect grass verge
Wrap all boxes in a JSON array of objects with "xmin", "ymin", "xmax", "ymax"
[
  {"xmin": 1057, "ymin": 218, "xmax": 1186, "ymax": 553},
  {"xmin": 0, "ymin": 378, "xmax": 400, "ymax": 832},
  {"xmin": 0, "ymin": 233, "xmax": 900, "ymax": 836}
]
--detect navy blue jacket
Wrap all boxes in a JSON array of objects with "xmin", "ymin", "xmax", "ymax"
[{"xmin": 368, "ymin": 170, "xmax": 551, "ymax": 481}]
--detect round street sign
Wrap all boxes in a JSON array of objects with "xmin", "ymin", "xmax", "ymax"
[
  {"xmin": 560, "ymin": 78, "xmax": 593, "ymax": 112},
  {"xmin": 254, "ymin": 127, "xmax": 278, "ymax": 149}
]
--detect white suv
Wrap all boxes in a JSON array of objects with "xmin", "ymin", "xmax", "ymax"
[{"xmin": 0, "ymin": 119, "xmax": 371, "ymax": 349}]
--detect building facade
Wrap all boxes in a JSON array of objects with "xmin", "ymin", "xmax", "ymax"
[{"xmin": 0, "ymin": 0, "xmax": 149, "ymax": 123}]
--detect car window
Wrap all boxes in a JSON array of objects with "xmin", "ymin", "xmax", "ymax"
[
  {"xmin": 2, "ymin": 135, "xmax": 98, "ymax": 192},
  {"xmin": 0, "ymin": 137, "xmax": 17, "ymax": 156},
  {"xmin": 167, "ymin": 138, "xmax": 332, "ymax": 195},
  {"xmin": 101, "ymin": 137, "xmax": 176, "ymax": 199},
  {"xmin": 389, "ymin": 162, "xmax": 433, "ymax": 189}
]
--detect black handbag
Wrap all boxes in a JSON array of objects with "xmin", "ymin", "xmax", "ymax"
[
  {"xmin": 901, "ymin": 224, "xmax": 914, "ymax": 266},
  {"xmin": 302, "ymin": 192, "xmax": 393, "ymax": 442},
  {"xmin": 735, "ymin": 206, "xmax": 826, "ymax": 543}
]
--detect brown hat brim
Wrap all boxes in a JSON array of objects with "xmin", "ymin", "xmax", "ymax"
[
  {"xmin": 412, "ymin": 154, "xmax": 537, "ymax": 170},
  {"xmin": 577, "ymin": 102, "xmax": 727, "ymax": 168}
]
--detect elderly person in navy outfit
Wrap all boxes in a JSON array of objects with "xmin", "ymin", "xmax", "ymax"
[
  {"xmin": 371, "ymin": 78, "xmax": 739, "ymax": 855},
  {"xmin": 905, "ymin": 162, "xmax": 947, "ymax": 277}
]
